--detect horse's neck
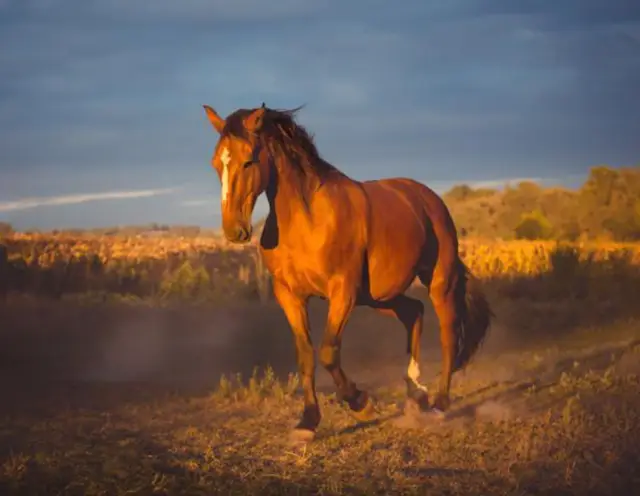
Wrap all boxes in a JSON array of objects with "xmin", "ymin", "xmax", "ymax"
[{"xmin": 267, "ymin": 171, "xmax": 310, "ymax": 228}]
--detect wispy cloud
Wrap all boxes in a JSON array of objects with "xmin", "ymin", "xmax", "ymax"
[
  {"xmin": 91, "ymin": 0, "xmax": 325, "ymax": 22},
  {"xmin": 179, "ymin": 198, "xmax": 217, "ymax": 207},
  {"xmin": 0, "ymin": 188, "xmax": 178, "ymax": 213},
  {"xmin": 179, "ymin": 195, "xmax": 270, "ymax": 216}
]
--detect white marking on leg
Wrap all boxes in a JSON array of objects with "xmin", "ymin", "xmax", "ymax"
[
  {"xmin": 220, "ymin": 147, "xmax": 231, "ymax": 204},
  {"xmin": 407, "ymin": 357, "xmax": 428, "ymax": 393}
]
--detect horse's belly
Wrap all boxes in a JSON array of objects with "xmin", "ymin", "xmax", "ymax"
[
  {"xmin": 366, "ymin": 246, "xmax": 420, "ymax": 301},
  {"xmin": 363, "ymin": 181, "xmax": 426, "ymax": 301}
]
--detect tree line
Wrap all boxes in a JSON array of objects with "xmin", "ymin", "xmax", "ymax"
[{"xmin": 443, "ymin": 165, "xmax": 640, "ymax": 241}]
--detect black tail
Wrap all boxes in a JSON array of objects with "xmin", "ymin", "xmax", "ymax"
[{"xmin": 452, "ymin": 259, "xmax": 494, "ymax": 372}]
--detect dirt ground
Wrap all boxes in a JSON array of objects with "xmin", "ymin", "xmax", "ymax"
[{"xmin": 1, "ymin": 293, "xmax": 639, "ymax": 495}]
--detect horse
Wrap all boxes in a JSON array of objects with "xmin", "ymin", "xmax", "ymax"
[{"xmin": 202, "ymin": 103, "xmax": 493, "ymax": 442}]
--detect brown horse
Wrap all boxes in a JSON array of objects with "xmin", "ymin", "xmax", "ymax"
[{"xmin": 202, "ymin": 103, "xmax": 493, "ymax": 441}]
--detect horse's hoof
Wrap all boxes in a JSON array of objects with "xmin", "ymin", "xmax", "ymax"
[
  {"xmin": 429, "ymin": 407, "xmax": 447, "ymax": 420},
  {"xmin": 403, "ymin": 397, "xmax": 428, "ymax": 417},
  {"xmin": 288, "ymin": 428, "xmax": 316, "ymax": 445},
  {"xmin": 432, "ymin": 394, "xmax": 451, "ymax": 413},
  {"xmin": 409, "ymin": 391, "xmax": 431, "ymax": 413},
  {"xmin": 405, "ymin": 378, "xmax": 431, "ymax": 413},
  {"xmin": 350, "ymin": 394, "xmax": 377, "ymax": 423}
]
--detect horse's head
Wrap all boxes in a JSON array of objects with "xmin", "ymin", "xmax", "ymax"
[{"xmin": 203, "ymin": 104, "xmax": 271, "ymax": 244}]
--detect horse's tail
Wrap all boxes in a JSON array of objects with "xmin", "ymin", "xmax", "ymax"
[{"xmin": 452, "ymin": 258, "xmax": 494, "ymax": 372}]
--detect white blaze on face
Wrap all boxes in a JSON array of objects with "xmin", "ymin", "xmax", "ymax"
[
  {"xmin": 220, "ymin": 147, "xmax": 231, "ymax": 204},
  {"xmin": 407, "ymin": 357, "xmax": 428, "ymax": 392}
]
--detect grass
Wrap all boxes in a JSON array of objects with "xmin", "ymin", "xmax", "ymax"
[{"xmin": 1, "ymin": 323, "xmax": 639, "ymax": 495}]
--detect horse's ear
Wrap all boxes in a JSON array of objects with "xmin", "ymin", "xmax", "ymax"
[
  {"xmin": 203, "ymin": 105, "xmax": 225, "ymax": 134},
  {"xmin": 244, "ymin": 106, "xmax": 266, "ymax": 134}
]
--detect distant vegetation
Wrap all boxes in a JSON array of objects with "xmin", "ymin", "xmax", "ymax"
[
  {"xmin": 1, "ymin": 232, "xmax": 639, "ymax": 310},
  {"xmin": 444, "ymin": 165, "xmax": 640, "ymax": 242}
]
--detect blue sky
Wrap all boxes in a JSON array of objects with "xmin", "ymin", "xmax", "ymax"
[{"xmin": 0, "ymin": 0, "xmax": 639, "ymax": 230}]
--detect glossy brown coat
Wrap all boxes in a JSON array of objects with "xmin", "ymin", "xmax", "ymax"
[{"xmin": 203, "ymin": 104, "xmax": 493, "ymax": 440}]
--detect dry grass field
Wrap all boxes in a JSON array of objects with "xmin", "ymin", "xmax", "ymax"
[{"xmin": 1, "ymin": 236, "xmax": 640, "ymax": 494}]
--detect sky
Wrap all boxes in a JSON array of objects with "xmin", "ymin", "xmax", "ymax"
[{"xmin": 0, "ymin": 0, "xmax": 639, "ymax": 230}]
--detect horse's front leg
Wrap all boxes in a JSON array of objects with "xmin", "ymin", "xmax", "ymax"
[
  {"xmin": 318, "ymin": 279, "xmax": 376, "ymax": 423},
  {"xmin": 272, "ymin": 281, "xmax": 320, "ymax": 442}
]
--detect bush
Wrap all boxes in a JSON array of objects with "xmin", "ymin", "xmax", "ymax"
[
  {"xmin": 515, "ymin": 210, "xmax": 553, "ymax": 240},
  {"xmin": 159, "ymin": 261, "xmax": 213, "ymax": 302}
]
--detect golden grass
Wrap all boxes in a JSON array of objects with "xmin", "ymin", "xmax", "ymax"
[
  {"xmin": 459, "ymin": 239, "xmax": 640, "ymax": 278},
  {"xmin": 3, "ymin": 233, "xmax": 640, "ymax": 278},
  {"xmin": 4, "ymin": 232, "xmax": 250, "ymax": 265}
]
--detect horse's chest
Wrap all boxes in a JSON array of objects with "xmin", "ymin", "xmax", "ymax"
[{"xmin": 260, "ymin": 246, "xmax": 327, "ymax": 296}]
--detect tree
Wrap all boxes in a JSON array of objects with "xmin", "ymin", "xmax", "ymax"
[
  {"xmin": 444, "ymin": 184, "xmax": 497, "ymax": 203},
  {"xmin": 602, "ymin": 198, "xmax": 640, "ymax": 241},
  {"xmin": 444, "ymin": 185, "xmax": 474, "ymax": 202},
  {"xmin": 514, "ymin": 210, "xmax": 553, "ymax": 240}
]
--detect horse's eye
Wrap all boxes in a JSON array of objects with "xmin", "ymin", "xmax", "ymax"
[{"xmin": 243, "ymin": 161, "xmax": 255, "ymax": 168}]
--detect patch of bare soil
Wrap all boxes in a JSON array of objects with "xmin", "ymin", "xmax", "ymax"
[{"xmin": 0, "ymin": 298, "xmax": 639, "ymax": 494}]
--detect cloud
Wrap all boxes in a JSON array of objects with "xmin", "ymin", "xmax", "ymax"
[
  {"xmin": 0, "ymin": 188, "xmax": 178, "ymax": 213},
  {"xmin": 179, "ymin": 199, "xmax": 217, "ymax": 208},
  {"xmin": 0, "ymin": 0, "xmax": 325, "ymax": 22},
  {"xmin": 95, "ymin": 0, "xmax": 325, "ymax": 21},
  {"xmin": 179, "ymin": 195, "xmax": 270, "ymax": 216}
]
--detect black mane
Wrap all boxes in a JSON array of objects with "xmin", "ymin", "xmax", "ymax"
[{"xmin": 222, "ymin": 105, "xmax": 340, "ymax": 181}]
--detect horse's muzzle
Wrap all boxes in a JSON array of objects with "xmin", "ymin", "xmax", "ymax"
[{"xmin": 225, "ymin": 224, "xmax": 253, "ymax": 244}]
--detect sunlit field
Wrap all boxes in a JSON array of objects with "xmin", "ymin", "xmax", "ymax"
[
  {"xmin": 1, "ymin": 233, "xmax": 640, "ymax": 494},
  {"xmin": 2, "ymin": 233, "xmax": 639, "ymax": 303}
]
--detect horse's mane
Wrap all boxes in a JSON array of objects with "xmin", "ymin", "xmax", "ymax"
[{"xmin": 221, "ymin": 105, "xmax": 340, "ymax": 183}]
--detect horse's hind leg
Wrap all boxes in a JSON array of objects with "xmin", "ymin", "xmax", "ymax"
[
  {"xmin": 370, "ymin": 295, "xmax": 431, "ymax": 412},
  {"xmin": 419, "ymin": 262, "xmax": 459, "ymax": 413}
]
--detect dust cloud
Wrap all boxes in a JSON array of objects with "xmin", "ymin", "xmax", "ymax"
[
  {"xmin": 0, "ymin": 288, "xmax": 633, "ymax": 400},
  {"xmin": 0, "ymin": 294, "xmax": 453, "ymax": 394}
]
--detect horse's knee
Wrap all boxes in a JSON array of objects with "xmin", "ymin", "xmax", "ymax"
[{"xmin": 318, "ymin": 343, "xmax": 340, "ymax": 371}]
